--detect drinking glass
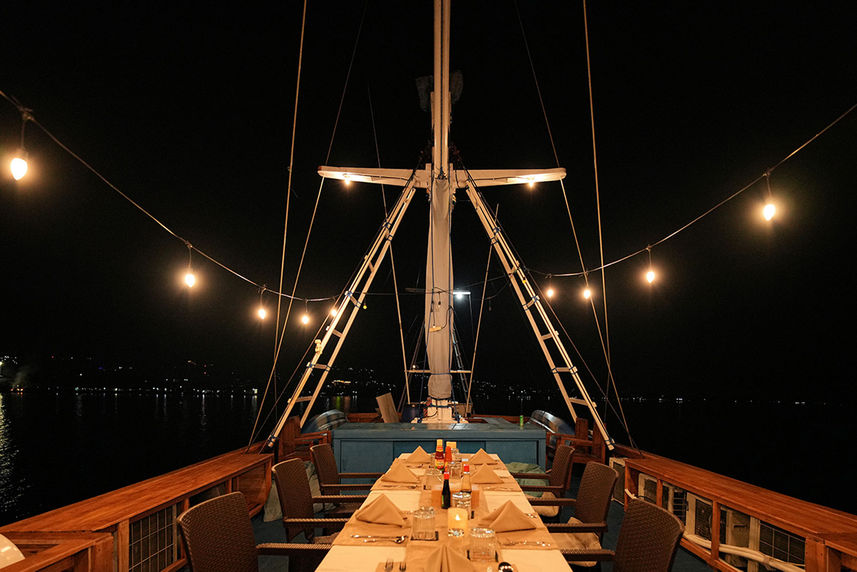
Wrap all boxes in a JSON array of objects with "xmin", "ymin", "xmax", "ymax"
[
  {"xmin": 451, "ymin": 491, "xmax": 471, "ymax": 511},
  {"xmin": 449, "ymin": 460, "xmax": 462, "ymax": 480},
  {"xmin": 411, "ymin": 506, "xmax": 436, "ymax": 540},
  {"xmin": 469, "ymin": 527, "xmax": 496, "ymax": 560}
]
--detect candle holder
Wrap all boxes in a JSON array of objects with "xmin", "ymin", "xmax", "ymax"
[{"xmin": 447, "ymin": 507, "xmax": 468, "ymax": 537}]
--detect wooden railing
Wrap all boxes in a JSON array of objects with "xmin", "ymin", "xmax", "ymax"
[
  {"xmin": 622, "ymin": 452, "xmax": 857, "ymax": 572},
  {"xmin": 0, "ymin": 448, "xmax": 272, "ymax": 572}
]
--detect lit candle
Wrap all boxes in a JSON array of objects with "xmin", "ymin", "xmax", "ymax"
[{"xmin": 447, "ymin": 507, "xmax": 468, "ymax": 537}]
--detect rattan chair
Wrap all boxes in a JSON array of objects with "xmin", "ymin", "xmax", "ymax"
[
  {"xmin": 561, "ymin": 497, "xmax": 684, "ymax": 572},
  {"xmin": 272, "ymin": 458, "xmax": 362, "ymax": 542},
  {"xmin": 541, "ymin": 462, "xmax": 619, "ymax": 562},
  {"xmin": 310, "ymin": 443, "xmax": 382, "ymax": 494},
  {"xmin": 177, "ymin": 491, "xmax": 330, "ymax": 572},
  {"xmin": 512, "ymin": 444, "xmax": 575, "ymax": 517}
]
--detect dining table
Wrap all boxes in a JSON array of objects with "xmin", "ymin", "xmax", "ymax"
[{"xmin": 314, "ymin": 449, "xmax": 571, "ymax": 571}]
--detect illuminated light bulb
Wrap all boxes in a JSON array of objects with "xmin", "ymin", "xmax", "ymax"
[
  {"xmin": 184, "ymin": 272, "xmax": 196, "ymax": 288},
  {"xmin": 257, "ymin": 307, "xmax": 267, "ymax": 320},
  {"xmin": 763, "ymin": 202, "xmax": 776, "ymax": 221},
  {"xmin": 528, "ymin": 180, "xmax": 535, "ymax": 189},
  {"xmin": 582, "ymin": 287, "xmax": 592, "ymax": 300},
  {"xmin": 546, "ymin": 287, "xmax": 555, "ymax": 299},
  {"xmin": 343, "ymin": 175, "xmax": 351, "ymax": 187},
  {"xmin": 300, "ymin": 313, "xmax": 310, "ymax": 325},
  {"xmin": 11, "ymin": 156, "xmax": 28, "ymax": 180},
  {"xmin": 646, "ymin": 269, "xmax": 656, "ymax": 284},
  {"xmin": 330, "ymin": 307, "xmax": 338, "ymax": 317}
]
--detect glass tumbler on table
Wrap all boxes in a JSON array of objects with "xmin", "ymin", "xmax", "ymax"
[
  {"xmin": 451, "ymin": 491, "xmax": 471, "ymax": 511},
  {"xmin": 411, "ymin": 506, "xmax": 436, "ymax": 540},
  {"xmin": 469, "ymin": 527, "xmax": 496, "ymax": 560}
]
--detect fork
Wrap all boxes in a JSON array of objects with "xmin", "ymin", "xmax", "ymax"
[
  {"xmin": 384, "ymin": 558, "xmax": 393, "ymax": 572},
  {"xmin": 399, "ymin": 561, "xmax": 407, "ymax": 571}
]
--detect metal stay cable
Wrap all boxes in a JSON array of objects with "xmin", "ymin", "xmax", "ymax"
[
  {"xmin": 465, "ymin": 204, "xmax": 498, "ymax": 413},
  {"xmin": 248, "ymin": 0, "xmax": 368, "ymax": 447},
  {"xmin": 274, "ymin": 0, "xmax": 308, "ymax": 352},
  {"xmin": 581, "ymin": 0, "xmax": 631, "ymax": 437},
  {"xmin": 368, "ymin": 85, "xmax": 411, "ymax": 400},
  {"xmin": 250, "ymin": 0, "xmax": 309, "ymax": 447},
  {"xmin": 514, "ymin": 1, "xmax": 632, "ymax": 436}
]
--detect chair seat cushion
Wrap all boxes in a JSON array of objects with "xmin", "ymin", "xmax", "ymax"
[
  {"xmin": 554, "ymin": 517, "xmax": 601, "ymax": 567},
  {"xmin": 527, "ymin": 492, "xmax": 559, "ymax": 517}
]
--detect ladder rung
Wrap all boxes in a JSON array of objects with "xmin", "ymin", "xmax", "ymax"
[
  {"xmin": 292, "ymin": 396, "xmax": 313, "ymax": 403},
  {"xmin": 569, "ymin": 397, "xmax": 590, "ymax": 406},
  {"xmin": 540, "ymin": 332, "xmax": 554, "ymax": 341},
  {"xmin": 331, "ymin": 329, "xmax": 343, "ymax": 338},
  {"xmin": 312, "ymin": 363, "xmax": 331, "ymax": 371}
]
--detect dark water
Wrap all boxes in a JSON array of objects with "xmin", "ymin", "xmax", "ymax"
[
  {"xmin": 2, "ymin": 391, "xmax": 855, "ymax": 525},
  {"xmin": 0, "ymin": 391, "xmax": 260, "ymax": 524}
]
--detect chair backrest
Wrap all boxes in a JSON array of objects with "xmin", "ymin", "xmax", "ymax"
[
  {"xmin": 614, "ymin": 498, "xmax": 684, "ymax": 572},
  {"xmin": 549, "ymin": 444, "xmax": 575, "ymax": 490},
  {"xmin": 273, "ymin": 458, "xmax": 318, "ymax": 541},
  {"xmin": 574, "ymin": 462, "xmax": 619, "ymax": 525},
  {"xmin": 311, "ymin": 443, "xmax": 340, "ymax": 485},
  {"xmin": 177, "ymin": 492, "xmax": 258, "ymax": 572}
]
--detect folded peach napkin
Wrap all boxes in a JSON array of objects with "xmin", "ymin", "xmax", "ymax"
[
  {"xmin": 406, "ymin": 445, "xmax": 433, "ymax": 464},
  {"xmin": 479, "ymin": 500, "xmax": 537, "ymax": 533},
  {"xmin": 355, "ymin": 494, "xmax": 405, "ymax": 526},
  {"xmin": 381, "ymin": 463, "xmax": 419, "ymax": 483},
  {"xmin": 468, "ymin": 448, "xmax": 496, "ymax": 465},
  {"xmin": 424, "ymin": 544, "xmax": 472, "ymax": 572},
  {"xmin": 471, "ymin": 465, "xmax": 503, "ymax": 484}
]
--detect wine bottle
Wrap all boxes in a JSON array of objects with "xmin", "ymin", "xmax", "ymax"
[{"xmin": 441, "ymin": 470, "xmax": 451, "ymax": 509}]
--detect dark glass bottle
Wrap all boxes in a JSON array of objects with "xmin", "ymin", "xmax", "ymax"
[{"xmin": 441, "ymin": 470, "xmax": 451, "ymax": 509}]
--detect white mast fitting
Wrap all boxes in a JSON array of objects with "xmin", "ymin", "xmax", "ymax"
[{"xmin": 277, "ymin": 0, "xmax": 614, "ymax": 448}]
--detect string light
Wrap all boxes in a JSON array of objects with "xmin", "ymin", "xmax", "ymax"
[
  {"xmin": 762, "ymin": 171, "xmax": 776, "ymax": 221},
  {"xmin": 183, "ymin": 244, "xmax": 196, "ymax": 288},
  {"xmin": 645, "ymin": 247, "xmax": 656, "ymax": 284},
  {"xmin": 300, "ymin": 300, "xmax": 311, "ymax": 325},
  {"xmin": 10, "ymin": 154, "xmax": 28, "ymax": 181},
  {"xmin": 545, "ymin": 274, "xmax": 555, "ymax": 299},
  {"xmin": 330, "ymin": 306, "xmax": 338, "ymax": 317},
  {"xmin": 256, "ymin": 287, "xmax": 267, "ymax": 320},
  {"xmin": 10, "ymin": 109, "xmax": 31, "ymax": 181}
]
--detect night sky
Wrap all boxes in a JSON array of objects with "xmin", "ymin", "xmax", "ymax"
[{"xmin": 2, "ymin": 1, "xmax": 856, "ymax": 411}]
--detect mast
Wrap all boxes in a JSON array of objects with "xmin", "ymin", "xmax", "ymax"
[
  {"xmin": 287, "ymin": 0, "xmax": 614, "ymax": 450},
  {"xmin": 424, "ymin": 0, "xmax": 454, "ymax": 400}
]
